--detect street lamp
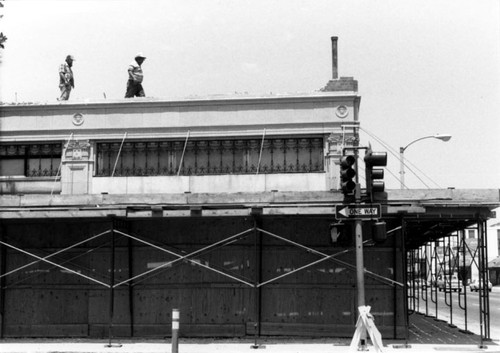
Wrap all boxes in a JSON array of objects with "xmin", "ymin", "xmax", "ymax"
[{"xmin": 399, "ymin": 134, "xmax": 452, "ymax": 189}]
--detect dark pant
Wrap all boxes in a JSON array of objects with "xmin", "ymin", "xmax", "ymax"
[{"xmin": 125, "ymin": 80, "xmax": 145, "ymax": 98}]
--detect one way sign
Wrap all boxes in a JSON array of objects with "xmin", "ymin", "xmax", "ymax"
[{"xmin": 335, "ymin": 204, "xmax": 381, "ymax": 220}]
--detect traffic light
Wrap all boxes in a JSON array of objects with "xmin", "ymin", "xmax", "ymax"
[
  {"xmin": 339, "ymin": 154, "xmax": 356, "ymax": 195},
  {"xmin": 364, "ymin": 148, "xmax": 387, "ymax": 200},
  {"xmin": 330, "ymin": 222, "xmax": 344, "ymax": 243},
  {"xmin": 371, "ymin": 221, "xmax": 387, "ymax": 243},
  {"xmin": 329, "ymin": 222, "xmax": 353, "ymax": 247}
]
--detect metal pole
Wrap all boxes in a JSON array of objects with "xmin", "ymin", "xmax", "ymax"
[
  {"xmin": 177, "ymin": 130, "xmax": 190, "ymax": 176},
  {"xmin": 251, "ymin": 216, "xmax": 264, "ymax": 349},
  {"xmin": 0, "ymin": 225, "xmax": 6, "ymax": 338},
  {"xmin": 445, "ymin": 234, "xmax": 455, "ymax": 328},
  {"xmin": 478, "ymin": 221, "xmax": 485, "ymax": 347},
  {"xmin": 354, "ymin": 181, "xmax": 367, "ymax": 350},
  {"xmin": 355, "ymin": 220, "xmax": 365, "ymax": 308},
  {"xmin": 107, "ymin": 220, "xmax": 117, "ymax": 347},
  {"xmin": 401, "ymin": 218, "xmax": 411, "ymax": 347},
  {"xmin": 172, "ymin": 308, "xmax": 179, "ymax": 353},
  {"xmin": 458, "ymin": 229, "xmax": 472, "ymax": 334},
  {"xmin": 111, "ymin": 132, "xmax": 127, "ymax": 177},
  {"xmin": 478, "ymin": 219, "xmax": 490, "ymax": 346},
  {"xmin": 482, "ymin": 220, "xmax": 491, "ymax": 341},
  {"xmin": 399, "ymin": 147, "xmax": 405, "ymax": 189},
  {"xmin": 256, "ymin": 128, "xmax": 266, "ymax": 174},
  {"xmin": 51, "ymin": 132, "xmax": 74, "ymax": 196},
  {"xmin": 392, "ymin": 221, "xmax": 398, "ymax": 338},
  {"xmin": 399, "ymin": 134, "xmax": 451, "ymax": 190},
  {"xmin": 127, "ymin": 227, "xmax": 134, "ymax": 337}
]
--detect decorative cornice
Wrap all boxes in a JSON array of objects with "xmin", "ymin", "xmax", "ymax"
[{"xmin": 0, "ymin": 91, "xmax": 360, "ymax": 114}]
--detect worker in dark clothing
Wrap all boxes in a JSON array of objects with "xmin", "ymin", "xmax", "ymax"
[{"xmin": 58, "ymin": 55, "xmax": 75, "ymax": 101}]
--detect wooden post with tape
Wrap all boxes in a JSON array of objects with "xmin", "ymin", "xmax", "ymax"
[{"xmin": 172, "ymin": 308, "xmax": 180, "ymax": 353}]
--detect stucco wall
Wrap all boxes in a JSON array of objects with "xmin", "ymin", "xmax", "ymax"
[{"xmin": 92, "ymin": 173, "xmax": 327, "ymax": 194}]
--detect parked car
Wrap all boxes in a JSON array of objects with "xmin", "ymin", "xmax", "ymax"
[
  {"xmin": 437, "ymin": 274, "xmax": 462, "ymax": 292},
  {"xmin": 469, "ymin": 278, "xmax": 492, "ymax": 292},
  {"xmin": 420, "ymin": 279, "xmax": 432, "ymax": 290},
  {"xmin": 408, "ymin": 278, "xmax": 428, "ymax": 289}
]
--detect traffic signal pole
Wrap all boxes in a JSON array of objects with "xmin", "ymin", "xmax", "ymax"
[
  {"xmin": 354, "ymin": 189, "xmax": 365, "ymax": 308},
  {"xmin": 341, "ymin": 145, "xmax": 386, "ymax": 351},
  {"xmin": 351, "ymin": 149, "xmax": 366, "ymax": 312},
  {"xmin": 350, "ymin": 147, "xmax": 367, "ymax": 349},
  {"xmin": 354, "ymin": 183, "xmax": 367, "ymax": 349}
]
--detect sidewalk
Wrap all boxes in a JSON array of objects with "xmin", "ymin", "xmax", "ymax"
[
  {"xmin": 0, "ymin": 340, "xmax": 499, "ymax": 353},
  {"xmin": 0, "ymin": 314, "xmax": 498, "ymax": 353}
]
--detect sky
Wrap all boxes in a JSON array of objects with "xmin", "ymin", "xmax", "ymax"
[{"xmin": 0, "ymin": 0, "xmax": 499, "ymax": 190}]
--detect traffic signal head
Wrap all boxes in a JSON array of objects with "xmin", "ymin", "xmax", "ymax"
[
  {"xmin": 372, "ymin": 221, "xmax": 387, "ymax": 243},
  {"xmin": 339, "ymin": 155, "xmax": 356, "ymax": 195},
  {"xmin": 364, "ymin": 149, "xmax": 387, "ymax": 199},
  {"xmin": 329, "ymin": 222, "xmax": 353, "ymax": 247},
  {"xmin": 330, "ymin": 222, "xmax": 344, "ymax": 243}
]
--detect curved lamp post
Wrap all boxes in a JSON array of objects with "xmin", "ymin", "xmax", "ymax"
[{"xmin": 399, "ymin": 134, "xmax": 452, "ymax": 189}]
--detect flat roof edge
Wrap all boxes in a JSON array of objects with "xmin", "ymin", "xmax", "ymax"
[{"xmin": 0, "ymin": 91, "xmax": 360, "ymax": 112}]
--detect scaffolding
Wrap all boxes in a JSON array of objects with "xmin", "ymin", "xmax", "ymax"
[{"xmin": 405, "ymin": 217, "xmax": 491, "ymax": 345}]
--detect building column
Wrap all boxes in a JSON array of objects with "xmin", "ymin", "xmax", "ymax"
[{"xmin": 61, "ymin": 140, "xmax": 94, "ymax": 194}]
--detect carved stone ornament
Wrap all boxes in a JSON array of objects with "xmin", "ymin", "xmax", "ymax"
[
  {"xmin": 72, "ymin": 113, "xmax": 84, "ymax": 126},
  {"xmin": 335, "ymin": 105, "xmax": 349, "ymax": 119},
  {"xmin": 327, "ymin": 133, "xmax": 358, "ymax": 145},
  {"xmin": 344, "ymin": 136, "xmax": 359, "ymax": 146},
  {"xmin": 65, "ymin": 140, "xmax": 91, "ymax": 160},
  {"xmin": 326, "ymin": 133, "xmax": 360, "ymax": 155}
]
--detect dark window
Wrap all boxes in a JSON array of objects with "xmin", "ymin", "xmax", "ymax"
[
  {"xmin": 96, "ymin": 137, "xmax": 324, "ymax": 177},
  {"xmin": 0, "ymin": 143, "xmax": 62, "ymax": 177}
]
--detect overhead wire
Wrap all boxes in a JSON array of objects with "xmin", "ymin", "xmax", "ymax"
[
  {"xmin": 359, "ymin": 127, "xmax": 441, "ymax": 189},
  {"xmin": 362, "ymin": 127, "xmax": 441, "ymax": 188}
]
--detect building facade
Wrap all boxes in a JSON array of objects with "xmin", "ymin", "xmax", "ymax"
[{"xmin": 1, "ymin": 72, "xmax": 498, "ymax": 340}]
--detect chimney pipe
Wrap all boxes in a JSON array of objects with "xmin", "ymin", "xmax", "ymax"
[{"xmin": 331, "ymin": 36, "xmax": 338, "ymax": 79}]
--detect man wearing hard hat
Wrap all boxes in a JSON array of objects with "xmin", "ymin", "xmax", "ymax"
[
  {"xmin": 125, "ymin": 52, "xmax": 146, "ymax": 98},
  {"xmin": 58, "ymin": 55, "xmax": 75, "ymax": 101}
]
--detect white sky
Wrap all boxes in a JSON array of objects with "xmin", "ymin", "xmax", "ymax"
[{"xmin": 0, "ymin": 0, "xmax": 499, "ymax": 190}]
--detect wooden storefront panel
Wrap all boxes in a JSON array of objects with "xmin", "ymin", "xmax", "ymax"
[{"xmin": 0, "ymin": 217, "xmax": 405, "ymax": 338}]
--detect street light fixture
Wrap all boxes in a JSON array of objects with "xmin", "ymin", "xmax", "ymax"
[{"xmin": 399, "ymin": 134, "xmax": 452, "ymax": 189}]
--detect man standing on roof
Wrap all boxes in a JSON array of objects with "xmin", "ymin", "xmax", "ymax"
[
  {"xmin": 125, "ymin": 52, "xmax": 146, "ymax": 98},
  {"xmin": 58, "ymin": 55, "xmax": 75, "ymax": 101}
]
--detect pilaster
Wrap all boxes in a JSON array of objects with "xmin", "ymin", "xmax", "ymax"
[{"xmin": 61, "ymin": 139, "xmax": 93, "ymax": 194}]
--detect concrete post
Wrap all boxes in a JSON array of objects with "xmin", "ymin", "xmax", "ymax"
[{"xmin": 172, "ymin": 308, "xmax": 180, "ymax": 353}]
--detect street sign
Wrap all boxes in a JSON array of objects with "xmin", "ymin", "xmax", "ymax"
[{"xmin": 335, "ymin": 204, "xmax": 381, "ymax": 220}]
